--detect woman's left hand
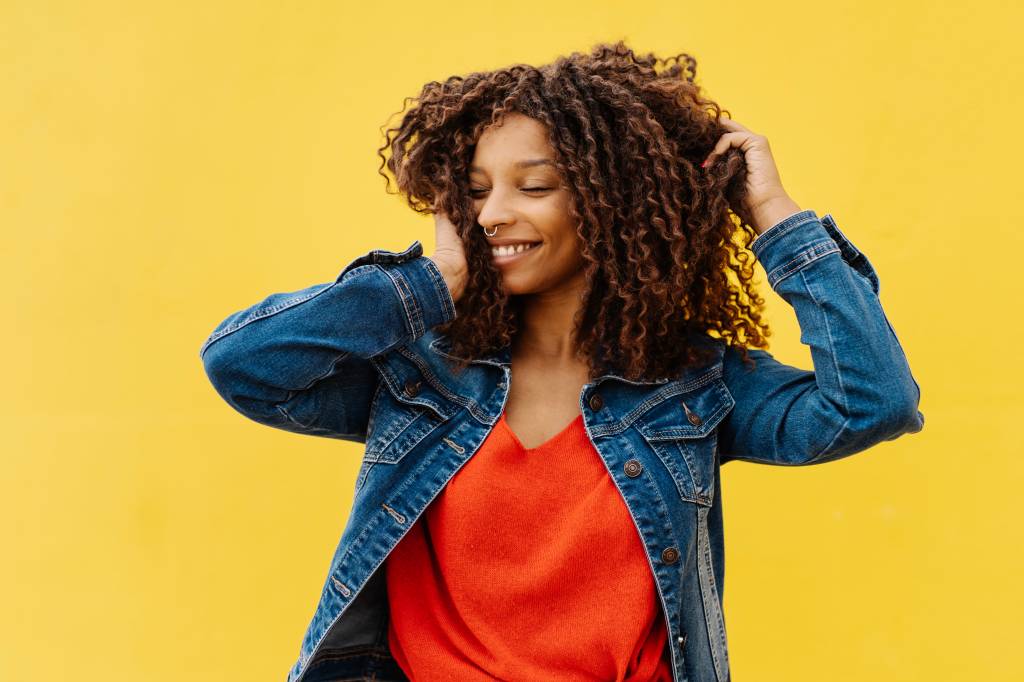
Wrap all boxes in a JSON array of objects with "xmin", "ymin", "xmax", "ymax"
[{"xmin": 701, "ymin": 117, "xmax": 802, "ymax": 234}]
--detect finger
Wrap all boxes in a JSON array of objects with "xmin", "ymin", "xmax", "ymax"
[
  {"xmin": 702, "ymin": 131, "xmax": 749, "ymax": 167},
  {"xmin": 716, "ymin": 117, "xmax": 751, "ymax": 133}
]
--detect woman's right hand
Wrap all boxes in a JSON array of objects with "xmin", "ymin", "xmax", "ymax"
[{"xmin": 427, "ymin": 205, "xmax": 469, "ymax": 304}]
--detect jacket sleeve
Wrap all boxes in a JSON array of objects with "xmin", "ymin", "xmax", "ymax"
[
  {"xmin": 718, "ymin": 209, "xmax": 924, "ymax": 466},
  {"xmin": 198, "ymin": 240, "xmax": 456, "ymax": 442}
]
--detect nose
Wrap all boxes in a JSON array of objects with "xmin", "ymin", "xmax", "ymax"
[{"xmin": 475, "ymin": 187, "xmax": 516, "ymax": 233}]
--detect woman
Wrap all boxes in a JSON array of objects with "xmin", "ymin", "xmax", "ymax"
[{"xmin": 199, "ymin": 41, "xmax": 924, "ymax": 682}]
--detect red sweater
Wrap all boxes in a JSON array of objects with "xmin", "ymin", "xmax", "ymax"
[{"xmin": 385, "ymin": 409, "xmax": 674, "ymax": 681}]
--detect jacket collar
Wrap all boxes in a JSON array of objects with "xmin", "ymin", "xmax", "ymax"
[{"xmin": 427, "ymin": 333, "xmax": 723, "ymax": 388}]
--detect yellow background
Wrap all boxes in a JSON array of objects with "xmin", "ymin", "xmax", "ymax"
[{"xmin": 3, "ymin": 1, "xmax": 1020, "ymax": 680}]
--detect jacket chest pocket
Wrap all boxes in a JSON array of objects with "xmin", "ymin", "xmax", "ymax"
[
  {"xmin": 363, "ymin": 351, "xmax": 458, "ymax": 465},
  {"xmin": 636, "ymin": 378, "xmax": 735, "ymax": 506}
]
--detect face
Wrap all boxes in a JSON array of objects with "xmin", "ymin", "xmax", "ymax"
[{"xmin": 469, "ymin": 112, "xmax": 586, "ymax": 297}]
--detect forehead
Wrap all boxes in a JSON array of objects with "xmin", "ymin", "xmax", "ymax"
[{"xmin": 470, "ymin": 114, "xmax": 555, "ymax": 171}]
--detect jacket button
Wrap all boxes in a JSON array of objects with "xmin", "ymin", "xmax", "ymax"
[
  {"xmin": 624, "ymin": 459, "xmax": 643, "ymax": 477},
  {"xmin": 403, "ymin": 378, "xmax": 421, "ymax": 397},
  {"xmin": 661, "ymin": 547, "xmax": 680, "ymax": 564},
  {"xmin": 588, "ymin": 393, "xmax": 604, "ymax": 411},
  {"xmin": 678, "ymin": 633, "xmax": 688, "ymax": 648}
]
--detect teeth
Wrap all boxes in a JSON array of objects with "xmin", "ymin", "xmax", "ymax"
[{"xmin": 491, "ymin": 243, "xmax": 538, "ymax": 257}]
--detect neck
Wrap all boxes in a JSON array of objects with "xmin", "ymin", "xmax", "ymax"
[{"xmin": 512, "ymin": 286, "xmax": 587, "ymax": 366}]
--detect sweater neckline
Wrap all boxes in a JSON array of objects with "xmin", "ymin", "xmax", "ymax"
[{"xmin": 498, "ymin": 411, "xmax": 584, "ymax": 453}]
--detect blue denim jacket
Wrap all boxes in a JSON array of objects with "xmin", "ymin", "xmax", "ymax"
[{"xmin": 199, "ymin": 209, "xmax": 924, "ymax": 682}]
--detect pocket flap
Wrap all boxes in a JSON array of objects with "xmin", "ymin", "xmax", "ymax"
[{"xmin": 637, "ymin": 378, "xmax": 735, "ymax": 441}]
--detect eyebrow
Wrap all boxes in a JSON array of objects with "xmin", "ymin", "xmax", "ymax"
[{"xmin": 469, "ymin": 158, "xmax": 556, "ymax": 173}]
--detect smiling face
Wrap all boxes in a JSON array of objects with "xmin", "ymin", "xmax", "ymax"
[{"xmin": 469, "ymin": 112, "xmax": 586, "ymax": 297}]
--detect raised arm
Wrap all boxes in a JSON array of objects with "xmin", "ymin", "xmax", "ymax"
[
  {"xmin": 718, "ymin": 209, "xmax": 925, "ymax": 466},
  {"xmin": 198, "ymin": 240, "xmax": 457, "ymax": 442}
]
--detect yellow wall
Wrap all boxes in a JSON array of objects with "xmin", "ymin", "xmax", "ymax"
[{"xmin": 3, "ymin": 1, "xmax": 1020, "ymax": 680}]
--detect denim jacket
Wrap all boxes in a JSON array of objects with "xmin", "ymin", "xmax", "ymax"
[{"xmin": 199, "ymin": 209, "xmax": 924, "ymax": 682}]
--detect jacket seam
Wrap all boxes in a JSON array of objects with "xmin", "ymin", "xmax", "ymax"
[
  {"xmin": 198, "ymin": 283, "xmax": 333, "ymax": 359},
  {"xmin": 421, "ymin": 255, "xmax": 456, "ymax": 322},
  {"xmin": 767, "ymin": 240, "xmax": 841, "ymax": 288},
  {"xmin": 750, "ymin": 210, "xmax": 819, "ymax": 254},
  {"xmin": 801, "ymin": 268, "xmax": 851, "ymax": 461},
  {"xmin": 379, "ymin": 266, "xmax": 423, "ymax": 338}
]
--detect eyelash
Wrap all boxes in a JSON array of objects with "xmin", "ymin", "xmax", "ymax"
[{"xmin": 469, "ymin": 187, "xmax": 551, "ymax": 196}]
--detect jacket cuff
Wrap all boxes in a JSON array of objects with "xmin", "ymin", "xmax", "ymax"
[
  {"xmin": 750, "ymin": 209, "xmax": 881, "ymax": 293},
  {"xmin": 335, "ymin": 240, "xmax": 457, "ymax": 338}
]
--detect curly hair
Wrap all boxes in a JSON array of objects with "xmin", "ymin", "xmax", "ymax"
[{"xmin": 375, "ymin": 39, "xmax": 770, "ymax": 382}]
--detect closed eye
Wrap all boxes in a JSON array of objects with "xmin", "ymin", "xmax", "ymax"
[{"xmin": 469, "ymin": 187, "xmax": 552, "ymax": 196}]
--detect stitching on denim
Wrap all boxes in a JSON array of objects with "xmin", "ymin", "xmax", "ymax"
[
  {"xmin": 624, "ymin": 366, "xmax": 723, "ymax": 423},
  {"xmin": 199, "ymin": 283, "xmax": 334, "ymax": 358},
  {"xmin": 338, "ymin": 263, "xmax": 378, "ymax": 284},
  {"xmin": 393, "ymin": 270, "xmax": 425, "ymax": 337},
  {"xmin": 308, "ymin": 420, "xmax": 480, "ymax": 677},
  {"xmin": 421, "ymin": 256, "xmax": 456, "ymax": 322},
  {"xmin": 768, "ymin": 242, "xmax": 841, "ymax": 288},
  {"xmin": 767, "ymin": 239, "xmax": 838, "ymax": 284},
  {"xmin": 676, "ymin": 435, "xmax": 718, "ymax": 505},
  {"xmin": 371, "ymin": 366, "xmax": 453, "ymax": 425},
  {"xmin": 750, "ymin": 210, "xmax": 818, "ymax": 254},
  {"xmin": 393, "ymin": 269, "xmax": 423, "ymax": 338},
  {"xmin": 813, "ymin": 214, "xmax": 881, "ymax": 294},
  {"xmin": 581, "ymin": 371, "xmax": 724, "ymax": 441},
  {"xmin": 600, "ymin": 434, "xmax": 682, "ymax": 676},
  {"xmin": 636, "ymin": 379, "xmax": 733, "ymax": 441},
  {"xmin": 379, "ymin": 267, "xmax": 421, "ymax": 339},
  {"xmin": 696, "ymin": 505, "xmax": 729, "ymax": 682},
  {"xmin": 354, "ymin": 457, "xmax": 375, "ymax": 492},
  {"xmin": 301, "ymin": 513, "xmax": 389, "ymax": 666},
  {"xmin": 801, "ymin": 268, "xmax": 850, "ymax": 418},
  {"xmin": 394, "ymin": 345, "xmax": 470, "ymax": 412},
  {"xmin": 362, "ymin": 409, "xmax": 431, "ymax": 464},
  {"xmin": 801, "ymin": 268, "xmax": 852, "ymax": 463},
  {"xmin": 676, "ymin": 437, "xmax": 700, "ymax": 502},
  {"xmin": 751, "ymin": 212, "xmax": 815, "ymax": 253}
]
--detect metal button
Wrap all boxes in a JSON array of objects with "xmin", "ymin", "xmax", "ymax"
[
  {"xmin": 588, "ymin": 393, "xmax": 604, "ymax": 411},
  {"xmin": 678, "ymin": 633, "xmax": 688, "ymax": 648},
  {"xmin": 661, "ymin": 547, "xmax": 680, "ymax": 564},
  {"xmin": 403, "ymin": 378, "xmax": 422, "ymax": 397},
  {"xmin": 624, "ymin": 459, "xmax": 643, "ymax": 477}
]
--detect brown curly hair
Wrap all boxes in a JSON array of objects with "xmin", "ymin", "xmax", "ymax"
[{"xmin": 375, "ymin": 39, "xmax": 770, "ymax": 382}]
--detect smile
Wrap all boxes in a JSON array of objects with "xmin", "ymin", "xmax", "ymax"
[{"xmin": 491, "ymin": 242, "xmax": 540, "ymax": 266}]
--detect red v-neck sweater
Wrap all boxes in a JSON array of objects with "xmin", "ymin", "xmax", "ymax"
[{"xmin": 384, "ymin": 409, "xmax": 673, "ymax": 681}]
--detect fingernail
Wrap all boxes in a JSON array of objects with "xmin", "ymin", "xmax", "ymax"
[{"xmin": 701, "ymin": 159, "xmax": 709, "ymax": 169}]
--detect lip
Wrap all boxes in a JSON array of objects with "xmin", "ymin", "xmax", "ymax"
[{"xmin": 491, "ymin": 242, "xmax": 541, "ymax": 267}]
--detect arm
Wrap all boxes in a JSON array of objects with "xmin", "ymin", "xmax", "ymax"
[
  {"xmin": 198, "ymin": 240, "xmax": 456, "ymax": 442},
  {"xmin": 719, "ymin": 209, "xmax": 925, "ymax": 465}
]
